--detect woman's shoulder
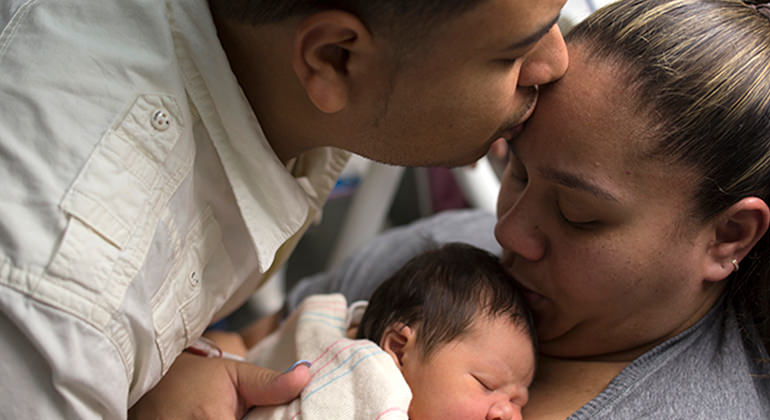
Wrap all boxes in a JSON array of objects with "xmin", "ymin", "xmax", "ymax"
[{"xmin": 572, "ymin": 303, "xmax": 769, "ymax": 419}]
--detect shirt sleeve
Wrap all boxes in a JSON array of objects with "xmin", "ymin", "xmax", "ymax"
[{"xmin": 0, "ymin": 290, "xmax": 129, "ymax": 419}]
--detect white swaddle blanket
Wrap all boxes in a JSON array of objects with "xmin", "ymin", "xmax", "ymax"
[{"xmin": 244, "ymin": 293, "xmax": 411, "ymax": 420}]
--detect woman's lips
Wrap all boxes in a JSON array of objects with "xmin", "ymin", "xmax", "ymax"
[
  {"xmin": 521, "ymin": 287, "xmax": 546, "ymax": 307},
  {"xmin": 504, "ymin": 264, "xmax": 547, "ymax": 307}
]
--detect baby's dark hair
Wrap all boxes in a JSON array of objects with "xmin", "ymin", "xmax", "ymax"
[{"xmin": 356, "ymin": 242, "xmax": 536, "ymax": 359}]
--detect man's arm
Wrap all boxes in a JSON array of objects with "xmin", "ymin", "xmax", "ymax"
[
  {"xmin": 128, "ymin": 352, "xmax": 310, "ymax": 420},
  {"xmin": 0, "ymin": 299, "xmax": 128, "ymax": 419}
]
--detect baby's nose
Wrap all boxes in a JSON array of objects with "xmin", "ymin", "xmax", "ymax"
[{"xmin": 487, "ymin": 400, "xmax": 517, "ymax": 420}]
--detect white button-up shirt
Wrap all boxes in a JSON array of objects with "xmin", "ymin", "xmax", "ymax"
[{"xmin": 0, "ymin": 0, "xmax": 349, "ymax": 418}]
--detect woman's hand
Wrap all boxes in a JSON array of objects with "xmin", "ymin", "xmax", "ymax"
[{"xmin": 128, "ymin": 351, "xmax": 310, "ymax": 420}]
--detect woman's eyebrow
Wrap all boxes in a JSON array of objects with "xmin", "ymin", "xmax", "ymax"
[
  {"xmin": 538, "ymin": 167, "xmax": 619, "ymax": 202},
  {"xmin": 503, "ymin": 14, "xmax": 560, "ymax": 51}
]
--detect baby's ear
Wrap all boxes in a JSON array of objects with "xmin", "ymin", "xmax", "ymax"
[{"xmin": 380, "ymin": 323, "xmax": 416, "ymax": 368}]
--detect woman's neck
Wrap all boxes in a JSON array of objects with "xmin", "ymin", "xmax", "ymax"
[{"xmin": 524, "ymin": 355, "xmax": 629, "ymax": 419}]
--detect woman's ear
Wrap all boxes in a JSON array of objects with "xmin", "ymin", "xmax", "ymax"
[
  {"xmin": 704, "ymin": 197, "xmax": 770, "ymax": 282},
  {"xmin": 380, "ymin": 323, "xmax": 417, "ymax": 368},
  {"xmin": 292, "ymin": 11, "xmax": 375, "ymax": 114}
]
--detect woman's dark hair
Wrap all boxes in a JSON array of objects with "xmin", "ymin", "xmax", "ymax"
[
  {"xmin": 356, "ymin": 242, "xmax": 535, "ymax": 359},
  {"xmin": 568, "ymin": 0, "xmax": 770, "ymax": 351}
]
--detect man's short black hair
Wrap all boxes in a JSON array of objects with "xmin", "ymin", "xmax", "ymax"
[
  {"xmin": 208, "ymin": 0, "xmax": 488, "ymax": 43},
  {"xmin": 356, "ymin": 242, "xmax": 536, "ymax": 359}
]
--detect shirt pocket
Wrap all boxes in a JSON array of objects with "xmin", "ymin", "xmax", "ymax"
[
  {"xmin": 150, "ymin": 206, "xmax": 237, "ymax": 374},
  {"xmin": 47, "ymin": 94, "xmax": 184, "ymax": 328}
]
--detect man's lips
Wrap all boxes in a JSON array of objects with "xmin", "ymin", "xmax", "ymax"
[
  {"xmin": 493, "ymin": 123, "xmax": 525, "ymax": 149},
  {"xmin": 496, "ymin": 95, "xmax": 537, "ymax": 144},
  {"xmin": 518, "ymin": 93, "xmax": 538, "ymax": 125}
]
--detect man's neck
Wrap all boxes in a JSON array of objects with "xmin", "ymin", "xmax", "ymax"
[{"xmin": 211, "ymin": 11, "xmax": 315, "ymax": 163}]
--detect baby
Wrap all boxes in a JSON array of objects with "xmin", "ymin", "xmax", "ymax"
[
  {"xmin": 354, "ymin": 242, "xmax": 536, "ymax": 420},
  {"xmin": 209, "ymin": 243, "xmax": 536, "ymax": 420}
]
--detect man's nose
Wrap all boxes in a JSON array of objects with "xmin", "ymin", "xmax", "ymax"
[{"xmin": 517, "ymin": 24, "xmax": 569, "ymax": 87}]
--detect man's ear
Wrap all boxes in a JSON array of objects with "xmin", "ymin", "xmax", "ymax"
[
  {"xmin": 292, "ymin": 11, "xmax": 374, "ymax": 114},
  {"xmin": 380, "ymin": 323, "xmax": 417, "ymax": 368},
  {"xmin": 704, "ymin": 197, "xmax": 770, "ymax": 282}
]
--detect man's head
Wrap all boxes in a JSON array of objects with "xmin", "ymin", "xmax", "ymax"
[
  {"xmin": 209, "ymin": 0, "xmax": 485, "ymax": 47},
  {"xmin": 210, "ymin": 0, "xmax": 568, "ymax": 166}
]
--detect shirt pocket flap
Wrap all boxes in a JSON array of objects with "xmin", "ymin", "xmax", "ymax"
[{"xmin": 59, "ymin": 94, "xmax": 182, "ymax": 250}]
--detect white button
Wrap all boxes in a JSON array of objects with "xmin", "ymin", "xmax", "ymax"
[
  {"xmin": 189, "ymin": 271, "xmax": 199, "ymax": 287},
  {"xmin": 151, "ymin": 109, "xmax": 171, "ymax": 131}
]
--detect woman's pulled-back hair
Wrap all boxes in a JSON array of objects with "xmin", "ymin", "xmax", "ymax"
[
  {"xmin": 356, "ymin": 242, "xmax": 535, "ymax": 359},
  {"xmin": 568, "ymin": 0, "xmax": 770, "ymax": 350}
]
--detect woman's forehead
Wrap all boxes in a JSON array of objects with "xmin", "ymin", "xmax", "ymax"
[
  {"xmin": 533, "ymin": 50, "xmax": 643, "ymax": 153},
  {"xmin": 520, "ymin": 42, "xmax": 699, "ymax": 204}
]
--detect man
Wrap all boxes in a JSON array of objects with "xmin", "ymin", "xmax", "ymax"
[{"xmin": 0, "ymin": 0, "xmax": 567, "ymax": 418}]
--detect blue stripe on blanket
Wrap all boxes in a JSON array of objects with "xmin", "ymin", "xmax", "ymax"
[{"xmin": 303, "ymin": 345, "xmax": 384, "ymax": 402}]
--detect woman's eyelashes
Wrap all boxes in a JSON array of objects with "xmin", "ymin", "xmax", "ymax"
[
  {"xmin": 508, "ymin": 148, "xmax": 600, "ymax": 230},
  {"xmin": 557, "ymin": 205, "xmax": 599, "ymax": 230}
]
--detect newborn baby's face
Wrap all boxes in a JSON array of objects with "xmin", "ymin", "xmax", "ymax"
[{"xmin": 400, "ymin": 316, "xmax": 535, "ymax": 420}]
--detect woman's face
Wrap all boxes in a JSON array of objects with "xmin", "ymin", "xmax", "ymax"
[{"xmin": 494, "ymin": 43, "xmax": 725, "ymax": 359}]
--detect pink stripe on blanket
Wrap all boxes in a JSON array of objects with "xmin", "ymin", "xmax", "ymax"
[
  {"xmin": 375, "ymin": 407, "xmax": 409, "ymax": 419},
  {"xmin": 309, "ymin": 340, "xmax": 361, "ymax": 378},
  {"xmin": 309, "ymin": 339, "xmax": 346, "ymax": 365},
  {"xmin": 299, "ymin": 301, "xmax": 348, "ymax": 312}
]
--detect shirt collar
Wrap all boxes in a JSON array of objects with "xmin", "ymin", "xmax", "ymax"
[{"xmin": 168, "ymin": 0, "xmax": 349, "ymax": 272}]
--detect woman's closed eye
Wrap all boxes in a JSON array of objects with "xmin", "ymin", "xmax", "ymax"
[{"xmin": 557, "ymin": 204, "xmax": 599, "ymax": 230}]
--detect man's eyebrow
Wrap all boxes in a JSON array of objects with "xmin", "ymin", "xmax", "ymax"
[
  {"xmin": 504, "ymin": 14, "xmax": 560, "ymax": 51},
  {"xmin": 538, "ymin": 167, "xmax": 619, "ymax": 202}
]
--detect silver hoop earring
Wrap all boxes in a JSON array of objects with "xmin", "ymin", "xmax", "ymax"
[{"xmin": 731, "ymin": 259, "xmax": 740, "ymax": 272}]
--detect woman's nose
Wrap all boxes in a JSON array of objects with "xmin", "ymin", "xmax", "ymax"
[
  {"xmin": 517, "ymin": 24, "xmax": 569, "ymax": 87},
  {"xmin": 494, "ymin": 199, "xmax": 547, "ymax": 262}
]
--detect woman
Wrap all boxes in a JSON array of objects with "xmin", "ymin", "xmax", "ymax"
[
  {"xmin": 494, "ymin": 0, "xmax": 770, "ymax": 417},
  {"xmin": 136, "ymin": 0, "xmax": 770, "ymax": 417}
]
